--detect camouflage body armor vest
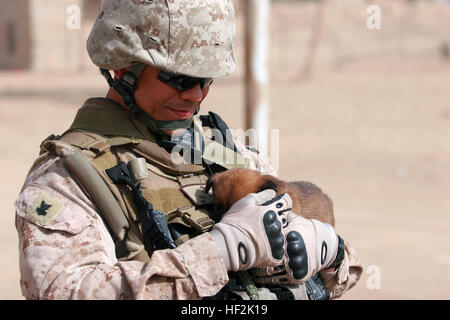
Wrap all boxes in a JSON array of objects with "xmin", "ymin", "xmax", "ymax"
[
  {"xmin": 33, "ymin": 98, "xmax": 312, "ymax": 300},
  {"xmin": 34, "ymin": 98, "xmax": 247, "ymax": 260}
]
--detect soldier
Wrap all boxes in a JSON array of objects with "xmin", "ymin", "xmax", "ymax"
[{"xmin": 14, "ymin": 0, "xmax": 362, "ymax": 300}]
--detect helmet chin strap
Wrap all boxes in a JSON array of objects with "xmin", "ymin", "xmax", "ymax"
[{"xmin": 100, "ymin": 63, "xmax": 195, "ymax": 137}]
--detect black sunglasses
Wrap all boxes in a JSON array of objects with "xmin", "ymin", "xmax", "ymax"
[{"xmin": 157, "ymin": 70, "xmax": 213, "ymax": 92}]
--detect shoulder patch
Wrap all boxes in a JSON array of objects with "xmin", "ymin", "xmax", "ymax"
[{"xmin": 26, "ymin": 191, "xmax": 64, "ymax": 226}]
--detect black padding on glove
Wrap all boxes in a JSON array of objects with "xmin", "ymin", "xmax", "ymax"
[
  {"xmin": 286, "ymin": 231, "xmax": 308, "ymax": 280},
  {"xmin": 263, "ymin": 210, "xmax": 285, "ymax": 260}
]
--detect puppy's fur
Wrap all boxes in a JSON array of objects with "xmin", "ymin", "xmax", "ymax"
[{"xmin": 205, "ymin": 168, "xmax": 335, "ymax": 226}]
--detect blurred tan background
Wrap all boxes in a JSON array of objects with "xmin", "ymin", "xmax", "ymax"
[{"xmin": 1, "ymin": 0, "xmax": 449, "ymax": 299}]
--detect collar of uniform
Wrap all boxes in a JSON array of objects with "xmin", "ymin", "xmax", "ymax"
[
  {"xmin": 66, "ymin": 98, "xmax": 157, "ymax": 141},
  {"xmin": 65, "ymin": 97, "xmax": 205, "ymax": 176}
]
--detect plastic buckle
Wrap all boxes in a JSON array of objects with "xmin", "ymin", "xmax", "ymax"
[{"xmin": 177, "ymin": 206, "xmax": 215, "ymax": 232}]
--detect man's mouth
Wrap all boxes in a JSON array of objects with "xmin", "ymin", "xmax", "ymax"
[{"xmin": 167, "ymin": 107, "xmax": 196, "ymax": 119}]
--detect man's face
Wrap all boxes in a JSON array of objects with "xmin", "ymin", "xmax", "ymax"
[{"xmin": 116, "ymin": 65, "xmax": 210, "ymax": 135}]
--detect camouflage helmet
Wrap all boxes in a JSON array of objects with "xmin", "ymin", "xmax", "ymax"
[{"xmin": 87, "ymin": 0, "xmax": 236, "ymax": 78}]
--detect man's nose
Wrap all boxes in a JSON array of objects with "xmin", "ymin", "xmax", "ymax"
[{"xmin": 179, "ymin": 83, "xmax": 203, "ymax": 102}]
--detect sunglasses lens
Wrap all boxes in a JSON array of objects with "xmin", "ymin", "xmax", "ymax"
[
  {"xmin": 180, "ymin": 77, "xmax": 200, "ymax": 91},
  {"xmin": 158, "ymin": 71, "xmax": 213, "ymax": 91}
]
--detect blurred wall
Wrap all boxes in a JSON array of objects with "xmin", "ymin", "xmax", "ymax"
[
  {"xmin": 2, "ymin": 0, "xmax": 448, "ymax": 73},
  {"xmin": 0, "ymin": 0, "xmax": 31, "ymax": 69},
  {"xmin": 0, "ymin": 0, "xmax": 101, "ymax": 72}
]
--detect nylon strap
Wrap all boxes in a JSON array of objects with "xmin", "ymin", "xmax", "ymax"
[
  {"xmin": 202, "ymin": 139, "xmax": 250, "ymax": 170},
  {"xmin": 237, "ymin": 271, "xmax": 260, "ymax": 300},
  {"xmin": 100, "ymin": 64, "xmax": 194, "ymax": 136}
]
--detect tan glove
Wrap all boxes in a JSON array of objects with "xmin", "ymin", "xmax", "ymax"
[
  {"xmin": 209, "ymin": 190, "xmax": 292, "ymax": 271},
  {"xmin": 254, "ymin": 208, "xmax": 344, "ymax": 285}
]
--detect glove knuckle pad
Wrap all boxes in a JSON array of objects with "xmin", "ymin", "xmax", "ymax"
[
  {"xmin": 260, "ymin": 194, "xmax": 284, "ymax": 206},
  {"xmin": 286, "ymin": 231, "xmax": 308, "ymax": 280},
  {"xmin": 263, "ymin": 210, "xmax": 285, "ymax": 260}
]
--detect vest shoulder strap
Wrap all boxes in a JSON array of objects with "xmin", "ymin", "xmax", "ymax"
[{"xmin": 199, "ymin": 111, "xmax": 238, "ymax": 153}]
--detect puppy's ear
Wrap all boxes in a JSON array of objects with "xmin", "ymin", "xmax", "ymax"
[
  {"xmin": 258, "ymin": 179, "xmax": 278, "ymax": 192},
  {"xmin": 205, "ymin": 175, "xmax": 216, "ymax": 193}
]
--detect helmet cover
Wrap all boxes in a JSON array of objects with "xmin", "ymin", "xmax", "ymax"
[{"xmin": 87, "ymin": 0, "xmax": 236, "ymax": 78}]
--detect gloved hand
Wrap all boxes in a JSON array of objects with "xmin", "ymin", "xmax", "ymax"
[
  {"xmin": 253, "ymin": 205, "xmax": 345, "ymax": 285},
  {"xmin": 209, "ymin": 189, "xmax": 291, "ymax": 271}
]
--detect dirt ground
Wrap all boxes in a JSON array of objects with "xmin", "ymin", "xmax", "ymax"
[{"xmin": 1, "ymin": 1, "xmax": 449, "ymax": 300}]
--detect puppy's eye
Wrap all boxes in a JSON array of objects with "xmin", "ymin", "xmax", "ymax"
[
  {"xmin": 205, "ymin": 176, "xmax": 216, "ymax": 193},
  {"xmin": 214, "ymin": 203, "xmax": 224, "ymax": 214},
  {"xmin": 210, "ymin": 203, "xmax": 225, "ymax": 222}
]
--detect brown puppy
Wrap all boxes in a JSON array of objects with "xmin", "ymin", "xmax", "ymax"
[{"xmin": 205, "ymin": 168, "xmax": 335, "ymax": 226}]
